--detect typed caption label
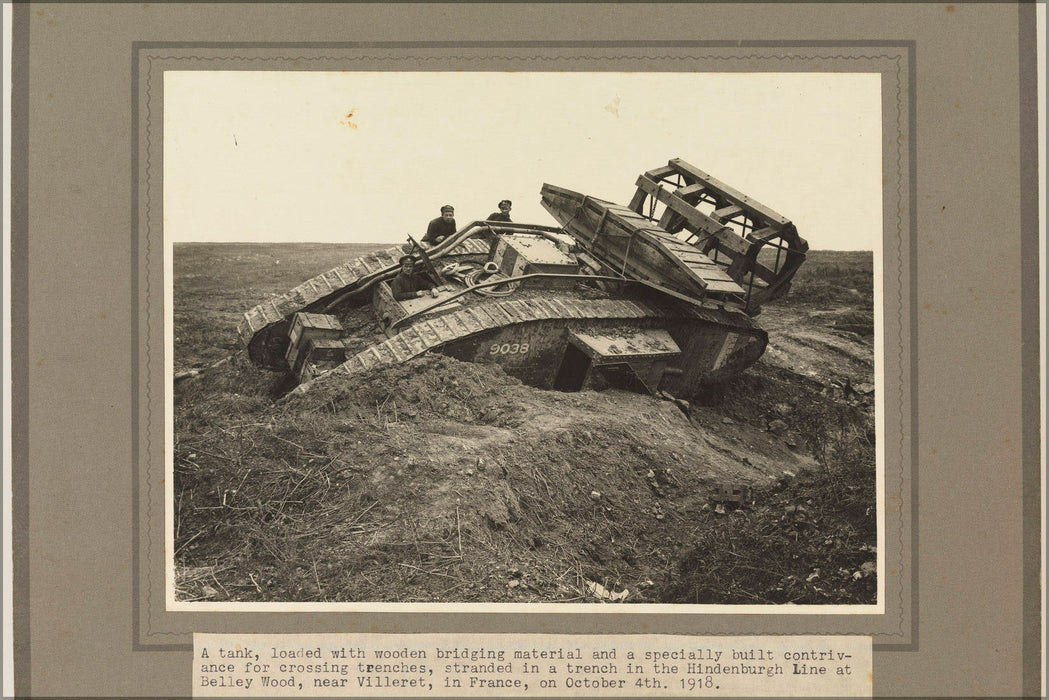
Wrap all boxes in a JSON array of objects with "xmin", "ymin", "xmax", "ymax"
[{"xmin": 194, "ymin": 633, "xmax": 871, "ymax": 697}]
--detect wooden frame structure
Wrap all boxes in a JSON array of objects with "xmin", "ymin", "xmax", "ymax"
[{"xmin": 627, "ymin": 159, "xmax": 809, "ymax": 314}]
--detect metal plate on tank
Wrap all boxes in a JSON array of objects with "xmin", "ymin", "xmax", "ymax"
[
  {"xmin": 569, "ymin": 328, "xmax": 681, "ymax": 364},
  {"xmin": 398, "ymin": 290, "xmax": 462, "ymax": 315},
  {"xmin": 507, "ymin": 234, "xmax": 576, "ymax": 266}
]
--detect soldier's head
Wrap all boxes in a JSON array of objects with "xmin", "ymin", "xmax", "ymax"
[
  {"xmin": 399, "ymin": 255, "xmax": 416, "ymax": 274},
  {"xmin": 498, "ymin": 200, "xmax": 512, "ymax": 214},
  {"xmin": 440, "ymin": 205, "xmax": 455, "ymax": 223}
]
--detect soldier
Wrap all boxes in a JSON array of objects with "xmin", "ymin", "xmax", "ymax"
[
  {"xmin": 390, "ymin": 255, "xmax": 439, "ymax": 301},
  {"xmin": 486, "ymin": 199, "xmax": 512, "ymax": 222},
  {"xmin": 422, "ymin": 205, "xmax": 457, "ymax": 245}
]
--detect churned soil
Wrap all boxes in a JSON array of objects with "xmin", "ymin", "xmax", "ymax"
[{"xmin": 174, "ymin": 244, "xmax": 876, "ymax": 605}]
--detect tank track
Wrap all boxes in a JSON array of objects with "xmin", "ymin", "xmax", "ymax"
[
  {"xmin": 291, "ymin": 296, "xmax": 762, "ymax": 395},
  {"xmin": 237, "ymin": 238, "xmax": 490, "ymax": 367}
]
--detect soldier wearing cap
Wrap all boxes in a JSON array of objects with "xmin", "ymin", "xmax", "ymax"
[
  {"xmin": 390, "ymin": 255, "xmax": 439, "ymax": 301},
  {"xmin": 422, "ymin": 205, "xmax": 457, "ymax": 245},
  {"xmin": 486, "ymin": 200, "xmax": 513, "ymax": 222}
]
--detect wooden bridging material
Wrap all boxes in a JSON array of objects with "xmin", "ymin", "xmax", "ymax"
[
  {"xmin": 540, "ymin": 183, "xmax": 746, "ymax": 303},
  {"xmin": 624, "ymin": 159, "xmax": 810, "ymax": 313}
]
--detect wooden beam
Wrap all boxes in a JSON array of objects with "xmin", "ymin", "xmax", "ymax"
[
  {"xmin": 712, "ymin": 204, "xmax": 743, "ymax": 221},
  {"xmin": 627, "ymin": 179, "xmax": 648, "ymax": 212},
  {"xmin": 668, "ymin": 158, "xmax": 792, "ymax": 227},
  {"xmin": 633, "ymin": 178, "xmax": 752, "ymax": 261},
  {"xmin": 643, "ymin": 164, "xmax": 677, "ymax": 181}
]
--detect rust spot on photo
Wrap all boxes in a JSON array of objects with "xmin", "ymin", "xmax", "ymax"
[{"xmin": 341, "ymin": 109, "xmax": 359, "ymax": 130}]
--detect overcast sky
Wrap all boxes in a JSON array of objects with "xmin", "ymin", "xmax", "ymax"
[{"xmin": 165, "ymin": 71, "xmax": 881, "ymax": 251}]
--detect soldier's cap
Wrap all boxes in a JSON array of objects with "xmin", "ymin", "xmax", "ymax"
[
  {"xmin": 399, "ymin": 255, "xmax": 415, "ymax": 265},
  {"xmin": 440, "ymin": 205, "xmax": 455, "ymax": 214}
]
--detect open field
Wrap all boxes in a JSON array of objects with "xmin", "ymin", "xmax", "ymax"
[{"xmin": 173, "ymin": 243, "xmax": 875, "ymax": 604}]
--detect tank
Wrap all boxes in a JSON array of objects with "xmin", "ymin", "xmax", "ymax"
[{"xmin": 236, "ymin": 159, "xmax": 808, "ymax": 399}]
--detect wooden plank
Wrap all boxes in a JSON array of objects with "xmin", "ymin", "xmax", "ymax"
[
  {"xmin": 713, "ymin": 204, "xmax": 743, "ymax": 221},
  {"xmin": 675, "ymin": 253, "xmax": 720, "ymax": 265},
  {"xmin": 668, "ymin": 159, "xmax": 792, "ymax": 226},
  {"xmin": 627, "ymin": 186, "xmax": 648, "ymax": 212},
  {"xmin": 545, "ymin": 181, "xmax": 754, "ymax": 299},
  {"xmin": 687, "ymin": 266, "xmax": 737, "ymax": 281},
  {"xmin": 661, "ymin": 240, "xmax": 705, "ymax": 254},
  {"xmin": 692, "ymin": 273, "xmax": 738, "ymax": 288},
  {"xmin": 647, "ymin": 238, "xmax": 748, "ymax": 295},
  {"xmin": 643, "ymin": 164, "xmax": 677, "ymax": 180},
  {"xmin": 607, "ymin": 205, "xmax": 648, "ymax": 220},
  {"xmin": 748, "ymin": 263, "xmax": 779, "ymax": 285},
  {"xmin": 747, "ymin": 226, "xmax": 796, "ymax": 245},
  {"xmin": 674, "ymin": 253, "xmax": 723, "ymax": 267},
  {"xmin": 701, "ymin": 280, "xmax": 746, "ymax": 294},
  {"xmin": 634, "ymin": 175, "xmax": 744, "ymax": 251},
  {"xmin": 658, "ymin": 208, "xmax": 681, "ymax": 230},
  {"xmin": 676, "ymin": 183, "xmax": 707, "ymax": 198}
]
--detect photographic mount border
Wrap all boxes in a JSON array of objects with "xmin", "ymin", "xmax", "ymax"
[{"xmin": 133, "ymin": 41, "xmax": 912, "ymax": 651}]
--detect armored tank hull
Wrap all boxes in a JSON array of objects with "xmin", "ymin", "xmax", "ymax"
[
  {"xmin": 237, "ymin": 237, "xmax": 492, "ymax": 371},
  {"xmin": 237, "ymin": 160, "xmax": 806, "ymax": 399},
  {"xmin": 290, "ymin": 286, "xmax": 767, "ymax": 398}
]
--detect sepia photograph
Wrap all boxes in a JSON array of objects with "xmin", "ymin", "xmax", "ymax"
[
  {"xmin": 167, "ymin": 70, "xmax": 882, "ymax": 608},
  {"xmin": 7, "ymin": 1, "xmax": 1045, "ymax": 695}
]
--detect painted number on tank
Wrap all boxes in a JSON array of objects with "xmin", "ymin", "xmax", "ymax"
[{"xmin": 489, "ymin": 342, "xmax": 530, "ymax": 355}]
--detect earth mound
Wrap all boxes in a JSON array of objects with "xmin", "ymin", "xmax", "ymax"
[{"xmin": 174, "ymin": 245, "xmax": 876, "ymax": 605}]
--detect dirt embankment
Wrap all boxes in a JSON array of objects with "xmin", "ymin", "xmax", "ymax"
[{"xmin": 174, "ymin": 247, "xmax": 876, "ymax": 605}]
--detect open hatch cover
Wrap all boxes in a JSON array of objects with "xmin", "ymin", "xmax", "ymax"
[{"xmin": 569, "ymin": 328, "xmax": 681, "ymax": 364}]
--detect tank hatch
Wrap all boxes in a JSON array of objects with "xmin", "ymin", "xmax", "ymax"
[
  {"xmin": 553, "ymin": 328, "xmax": 682, "ymax": 394},
  {"xmin": 491, "ymin": 233, "xmax": 579, "ymax": 288},
  {"xmin": 568, "ymin": 328, "xmax": 680, "ymax": 363}
]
